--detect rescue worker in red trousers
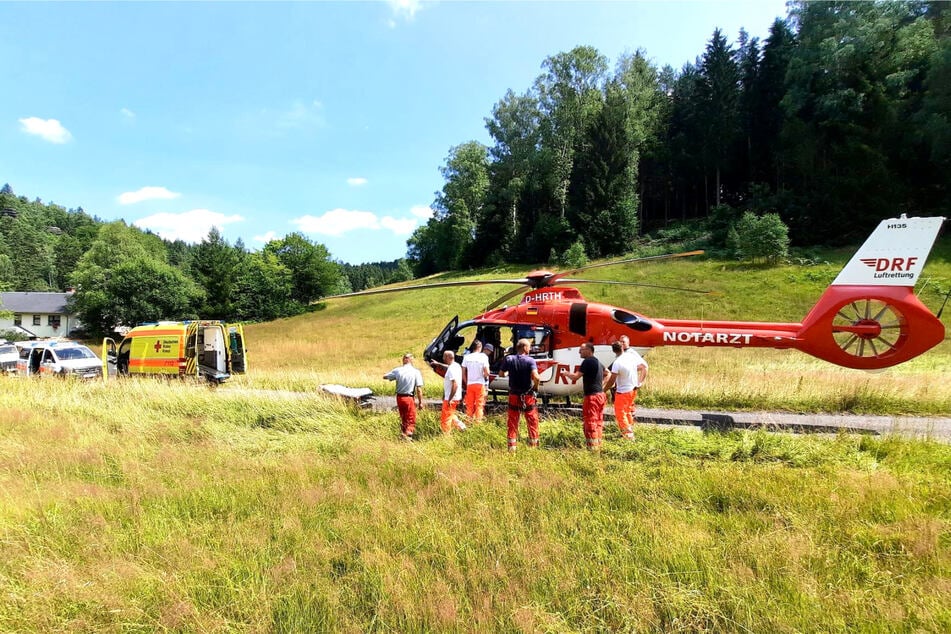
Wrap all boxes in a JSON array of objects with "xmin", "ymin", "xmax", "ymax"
[
  {"xmin": 383, "ymin": 353, "xmax": 424, "ymax": 440},
  {"xmin": 564, "ymin": 342, "xmax": 609, "ymax": 451},
  {"xmin": 498, "ymin": 338, "xmax": 541, "ymax": 452}
]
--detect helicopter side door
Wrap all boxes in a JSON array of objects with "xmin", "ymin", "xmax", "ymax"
[{"xmin": 424, "ymin": 316, "xmax": 459, "ymax": 364}]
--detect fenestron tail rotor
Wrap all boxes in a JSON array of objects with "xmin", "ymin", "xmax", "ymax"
[{"xmin": 831, "ymin": 298, "xmax": 907, "ymax": 359}]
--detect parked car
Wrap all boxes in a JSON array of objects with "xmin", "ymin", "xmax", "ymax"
[
  {"xmin": 0, "ymin": 340, "xmax": 18, "ymax": 373},
  {"xmin": 15, "ymin": 340, "xmax": 103, "ymax": 379}
]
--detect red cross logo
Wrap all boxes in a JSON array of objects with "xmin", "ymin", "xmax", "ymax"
[{"xmin": 154, "ymin": 340, "xmax": 162, "ymax": 352}]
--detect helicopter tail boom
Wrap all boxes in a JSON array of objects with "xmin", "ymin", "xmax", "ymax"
[{"xmin": 652, "ymin": 216, "xmax": 946, "ymax": 369}]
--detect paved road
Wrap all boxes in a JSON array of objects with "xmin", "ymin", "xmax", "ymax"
[{"xmin": 365, "ymin": 395, "xmax": 951, "ymax": 442}]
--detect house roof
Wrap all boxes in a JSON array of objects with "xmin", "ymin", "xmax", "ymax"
[{"xmin": 0, "ymin": 292, "xmax": 73, "ymax": 314}]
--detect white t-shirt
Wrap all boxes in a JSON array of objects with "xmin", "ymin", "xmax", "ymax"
[
  {"xmin": 610, "ymin": 354, "xmax": 636, "ymax": 393},
  {"xmin": 610, "ymin": 350, "xmax": 647, "ymax": 393},
  {"xmin": 625, "ymin": 349, "xmax": 648, "ymax": 388},
  {"xmin": 444, "ymin": 362, "xmax": 463, "ymax": 401},
  {"xmin": 462, "ymin": 352, "xmax": 490, "ymax": 385}
]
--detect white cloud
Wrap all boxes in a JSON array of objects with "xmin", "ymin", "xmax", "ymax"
[
  {"xmin": 18, "ymin": 117, "xmax": 72, "ymax": 144},
  {"xmin": 386, "ymin": 0, "xmax": 425, "ymax": 21},
  {"xmin": 253, "ymin": 230, "xmax": 277, "ymax": 244},
  {"xmin": 133, "ymin": 208, "xmax": 244, "ymax": 243},
  {"xmin": 347, "ymin": 177, "xmax": 368, "ymax": 187},
  {"xmin": 292, "ymin": 207, "xmax": 421, "ymax": 237},
  {"xmin": 410, "ymin": 205, "xmax": 434, "ymax": 220},
  {"xmin": 293, "ymin": 209, "xmax": 379, "ymax": 237},
  {"xmin": 380, "ymin": 216, "xmax": 418, "ymax": 235},
  {"xmin": 120, "ymin": 108, "xmax": 136, "ymax": 119},
  {"xmin": 118, "ymin": 186, "xmax": 181, "ymax": 205}
]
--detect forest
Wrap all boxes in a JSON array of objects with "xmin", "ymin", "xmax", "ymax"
[
  {"xmin": 409, "ymin": 0, "xmax": 949, "ymax": 274},
  {"xmin": 1, "ymin": 1, "xmax": 947, "ymax": 334}
]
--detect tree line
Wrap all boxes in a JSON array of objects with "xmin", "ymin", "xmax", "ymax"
[
  {"xmin": 408, "ymin": 0, "xmax": 949, "ymax": 276},
  {"xmin": 0, "ymin": 185, "xmax": 399, "ymax": 337}
]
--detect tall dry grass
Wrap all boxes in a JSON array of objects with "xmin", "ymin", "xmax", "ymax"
[
  {"xmin": 0, "ymin": 376, "xmax": 949, "ymax": 632},
  {"xmin": 1, "ymin": 248, "xmax": 948, "ymax": 631}
]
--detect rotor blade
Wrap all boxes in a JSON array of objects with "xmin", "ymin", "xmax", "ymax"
[
  {"xmin": 549, "ymin": 250, "xmax": 705, "ymax": 284},
  {"xmin": 325, "ymin": 278, "xmax": 532, "ymax": 300},
  {"xmin": 485, "ymin": 285, "xmax": 530, "ymax": 311},
  {"xmin": 555, "ymin": 278, "xmax": 715, "ymax": 294}
]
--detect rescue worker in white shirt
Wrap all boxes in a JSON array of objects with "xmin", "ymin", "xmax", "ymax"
[
  {"xmin": 603, "ymin": 341, "xmax": 644, "ymax": 440},
  {"xmin": 618, "ymin": 334, "xmax": 649, "ymax": 428},
  {"xmin": 438, "ymin": 350, "xmax": 466, "ymax": 433},
  {"xmin": 383, "ymin": 353, "xmax": 425, "ymax": 440},
  {"xmin": 461, "ymin": 340, "xmax": 491, "ymax": 423}
]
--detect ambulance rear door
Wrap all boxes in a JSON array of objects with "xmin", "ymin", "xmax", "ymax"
[
  {"xmin": 228, "ymin": 324, "xmax": 247, "ymax": 374},
  {"xmin": 197, "ymin": 324, "xmax": 230, "ymax": 383}
]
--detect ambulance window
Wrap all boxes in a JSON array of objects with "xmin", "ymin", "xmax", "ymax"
[
  {"xmin": 42, "ymin": 349, "xmax": 56, "ymax": 363},
  {"xmin": 118, "ymin": 340, "xmax": 131, "ymax": 356}
]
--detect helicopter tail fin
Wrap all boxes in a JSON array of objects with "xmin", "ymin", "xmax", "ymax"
[{"xmin": 796, "ymin": 215, "xmax": 946, "ymax": 370}]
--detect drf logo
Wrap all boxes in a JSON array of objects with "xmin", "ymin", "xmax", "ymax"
[{"xmin": 860, "ymin": 257, "xmax": 918, "ymax": 272}]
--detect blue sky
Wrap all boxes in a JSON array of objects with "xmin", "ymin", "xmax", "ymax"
[{"xmin": 1, "ymin": 1, "xmax": 788, "ymax": 264}]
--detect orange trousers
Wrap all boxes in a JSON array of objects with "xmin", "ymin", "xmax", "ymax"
[
  {"xmin": 464, "ymin": 383, "xmax": 487, "ymax": 422},
  {"xmin": 614, "ymin": 390, "xmax": 636, "ymax": 439},
  {"xmin": 440, "ymin": 399, "xmax": 464, "ymax": 433}
]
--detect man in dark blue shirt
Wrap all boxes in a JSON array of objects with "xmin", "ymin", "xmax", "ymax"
[{"xmin": 498, "ymin": 338, "xmax": 541, "ymax": 452}]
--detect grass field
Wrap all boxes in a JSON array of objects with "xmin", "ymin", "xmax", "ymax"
[{"xmin": 1, "ymin": 246, "xmax": 949, "ymax": 631}]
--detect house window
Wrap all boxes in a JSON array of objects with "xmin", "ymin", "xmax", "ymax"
[
  {"xmin": 48, "ymin": 315, "xmax": 61, "ymax": 329},
  {"xmin": 13, "ymin": 314, "xmax": 21, "ymax": 326},
  {"xmin": 32, "ymin": 315, "xmax": 41, "ymax": 326}
]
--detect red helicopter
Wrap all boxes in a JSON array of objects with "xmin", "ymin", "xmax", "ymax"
[{"xmin": 333, "ymin": 215, "xmax": 946, "ymax": 399}]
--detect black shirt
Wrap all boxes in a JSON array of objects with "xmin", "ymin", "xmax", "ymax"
[{"xmin": 580, "ymin": 356, "xmax": 605, "ymax": 395}]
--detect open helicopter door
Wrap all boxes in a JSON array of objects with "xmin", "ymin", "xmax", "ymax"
[
  {"xmin": 228, "ymin": 324, "xmax": 247, "ymax": 374},
  {"xmin": 424, "ymin": 316, "xmax": 459, "ymax": 363},
  {"xmin": 101, "ymin": 337, "xmax": 117, "ymax": 382}
]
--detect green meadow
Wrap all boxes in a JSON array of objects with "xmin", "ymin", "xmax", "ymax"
[{"xmin": 1, "ymin": 247, "xmax": 949, "ymax": 632}]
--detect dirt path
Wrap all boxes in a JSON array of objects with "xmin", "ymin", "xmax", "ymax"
[
  {"xmin": 225, "ymin": 388, "xmax": 951, "ymax": 442},
  {"xmin": 369, "ymin": 395, "xmax": 951, "ymax": 442}
]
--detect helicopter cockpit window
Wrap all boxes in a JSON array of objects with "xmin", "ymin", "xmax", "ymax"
[{"xmin": 511, "ymin": 325, "xmax": 553, "ymax": 360}]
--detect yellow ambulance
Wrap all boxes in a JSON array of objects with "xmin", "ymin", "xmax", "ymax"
[{"xmin": 102, "ymin": 321, "xmax": 247, "ymax": 384}]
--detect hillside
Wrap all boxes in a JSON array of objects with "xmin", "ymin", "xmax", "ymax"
[
  {"xmin": 242, "ymin": 240, "xmax": 951, "ymax": 416},
  {"xmin": 1, "ymin": 240, "xmax": 950, "ymax": 631}
]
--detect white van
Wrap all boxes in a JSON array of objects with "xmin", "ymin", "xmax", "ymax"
[
  {"xmin": 16, "ymin": 340, "xmax": 102, "ymax": 379},
  {"xmin": 0, "ymin": 340, "xmax": 18, "ymax": 373}
]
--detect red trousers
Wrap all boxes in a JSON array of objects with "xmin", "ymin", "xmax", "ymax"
[
  {"xmin": 441, "ymin": 399, "xmax": 464, "ymax": 433},
  {"xmin": 614, "ymin": 390, "xmax": 636, "ymax": 439},
  {"xmin": 507, "ymin": 393, "xmax": 539, "ymax": 449},
  {"xmin": 464, "ymin": 383, "xmax": 487, "ymax": 422},
  {"xmin": 396, "ymin": 395, "xmax": 417, "ymax": 437},
  {"xmin": 582, "ymin": 392, "xmax": 606, "ymax": 450}
]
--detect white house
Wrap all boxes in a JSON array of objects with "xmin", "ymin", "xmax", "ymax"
[{"xmin": 0, "ymin": 292, "xmax": 83, "ymax": 338}]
